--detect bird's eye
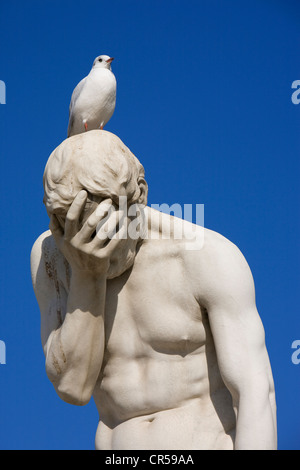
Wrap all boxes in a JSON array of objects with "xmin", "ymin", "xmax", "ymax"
[{"xmin": 98, "ymin": 58, "xmax": 103, "ymax": 63}]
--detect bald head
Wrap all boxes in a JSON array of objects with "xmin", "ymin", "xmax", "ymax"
[{"xmin": 43, "ymin": 130, "xmax": 147, "ymax": 215}]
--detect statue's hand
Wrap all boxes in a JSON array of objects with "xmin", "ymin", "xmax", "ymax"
[{"xmin": 49, "ymin": 190, "xmax": 124, "ymax": 278}]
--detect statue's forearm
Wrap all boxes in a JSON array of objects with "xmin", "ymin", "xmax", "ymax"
[
  {"xmin": 46, "ymin": 270, "xmax": 106, "ymax": 405},
  {"xmin": 234, "ymin": 387, "xmax": 277, "ymax": 450}
]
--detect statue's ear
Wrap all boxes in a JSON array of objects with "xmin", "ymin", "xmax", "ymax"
[{"xmin": 137, "ymin": 177, "xmax": 148, "ymax": 205}]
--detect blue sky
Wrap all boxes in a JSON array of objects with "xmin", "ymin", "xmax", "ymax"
[{"xmin": 0, "ymin": 0, "xmax": 299, "ymax": 450}]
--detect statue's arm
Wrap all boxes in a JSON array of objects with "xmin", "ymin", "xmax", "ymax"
[
  {"xmin": 31, "ymin": 230, "xmax": 106, "ymax": 406},
  {"xmin": 191, "ymin": 233, "xmax": 277, "ymax": 449}
]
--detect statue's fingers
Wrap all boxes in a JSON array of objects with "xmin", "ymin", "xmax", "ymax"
[
  {"xmin": 95, "ymin": 208, "xmax": 121, "ymax": 242},
  {"xmin": 65, "ymin": 190, "xmax": 88, "ymax": 239},
  {"xmin": 103, "ymin": 222, "xmax": 128, "ymax": 256},
  {"xmin": 80, "ymin": 200, "xmax": 113, "ymax": 242}
]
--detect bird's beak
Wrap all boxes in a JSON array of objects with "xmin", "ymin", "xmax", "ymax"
[{"xmin": 106, "ymin": 57, "xmax": 114, "ymax": 64}]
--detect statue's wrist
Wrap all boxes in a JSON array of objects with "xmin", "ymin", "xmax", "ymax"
[{"xmin": 70, "ymin": 266, "xmax": 107, "ymax": 284}]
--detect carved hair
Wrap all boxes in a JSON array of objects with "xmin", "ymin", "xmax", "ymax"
[{"xmin": 43, "ymin": 130, "xmax": 147, "ymax": 214}]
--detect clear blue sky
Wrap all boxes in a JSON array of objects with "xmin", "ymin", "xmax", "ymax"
[{"xmin": 0, "ymin": 0, "xmax": 299, "ymax": 450}]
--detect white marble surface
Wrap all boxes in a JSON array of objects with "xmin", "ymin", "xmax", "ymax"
[{"xmin": 31, "ymin": 131, "xmax": 277, "ymax": 449}]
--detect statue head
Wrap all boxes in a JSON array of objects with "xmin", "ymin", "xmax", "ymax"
[
  {"xmin": 43, "ymin": 130, "xmax": 148, "ymax": 216},
  {"xmin": 43, "ymin": 130, "xmax": 148, "ymax": 278}
]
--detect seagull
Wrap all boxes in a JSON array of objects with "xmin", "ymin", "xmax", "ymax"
[{"xmin": 67, "ymin": 55, "xmax": 116, "ymax": 137}]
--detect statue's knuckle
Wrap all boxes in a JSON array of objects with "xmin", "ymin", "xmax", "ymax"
[
  {"xmin": 66, "ymin": 213, "xmax": 76, "ymax": 223},
  {"xmin": 87, "ymin": 218, "xmax": 95, "ymax": 229},
  {"xmin": 100, "ymin": 248, "xmax": 109, "ymax": 260},
  {"xmin": 96, "ymin": 250, "xmax": 104, "ymax": 260}
]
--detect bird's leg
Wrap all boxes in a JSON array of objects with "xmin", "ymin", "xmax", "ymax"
[{"xmin": 84, "ymin": 122, "xmax": 88, "ymax": 132}]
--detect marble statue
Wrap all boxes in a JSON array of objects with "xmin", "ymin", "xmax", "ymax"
[{"xmin": 31, "ymin": 130, "xmax": 277, "ymax": 450}]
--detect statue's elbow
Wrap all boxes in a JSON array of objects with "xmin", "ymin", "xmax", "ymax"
[
  {"xmin": 46, "ymin": 367, "xmax": 92, "ymax": 406},
  {"xmin": 56, "ymin": 384, "xmax": 91, "ymax": 406}
]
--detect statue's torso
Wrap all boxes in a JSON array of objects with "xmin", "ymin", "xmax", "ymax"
[{"xmin": 93, "ymin": 240, "xmax": 236, "ymax": 450}]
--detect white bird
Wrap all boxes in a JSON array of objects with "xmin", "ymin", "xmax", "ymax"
[{"xmin": 67, "ymin": 55, "xmax": 116, "ymax": 137}]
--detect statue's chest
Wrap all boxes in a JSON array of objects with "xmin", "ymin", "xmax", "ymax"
[{"xmin": 104, "ymin": 259, "xmax": 206, "ymax": 357}]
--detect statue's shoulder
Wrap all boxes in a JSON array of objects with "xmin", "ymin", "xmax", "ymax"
[
  {"xmin": 31, "ymin": 230, "xmax": 56, "ymax": 270},
  {"xmin": 181, "ymin": 227, "xmax": 254, "ymax": 304},
  {"xmin": 31, "ymin": 229, "xmax": 54, "ymax": 251},
  {"xmin": 203, "ymin": 227, "xmax": 237, "ymax": 251},
  {"xmin": 31, "ymin": 231, "xmax": 70, "ymax": 293},
  {"xmin": 182, "ymin": 226, "xmax": 249, "ymax": 275},
  {"xmin": 203, "ymin": 227, "xmax": 247, "ymax": 264}
]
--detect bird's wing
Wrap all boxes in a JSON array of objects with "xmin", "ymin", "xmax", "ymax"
[
  {"xmin": 69, "ymin": 76, "xmax": 87, "ymax": 113},
  {"xmin": 67, "ymin": 77, "xmax": 87, "ymax": 136}
]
